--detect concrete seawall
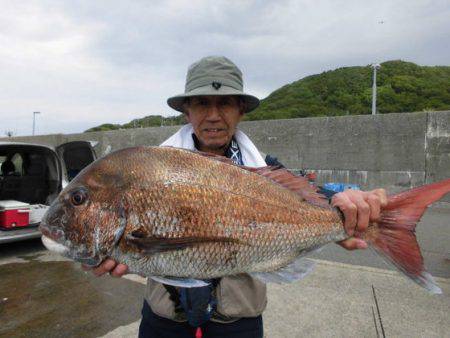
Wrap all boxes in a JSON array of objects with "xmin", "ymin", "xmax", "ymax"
[{"xmin": 3, "ymin": 111, "xmax": 449, "ymax": 201}]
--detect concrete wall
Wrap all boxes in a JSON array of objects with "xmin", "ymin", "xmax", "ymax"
[{"xmin": 3, "ymin": 111, "xmax": 449, "ymax": 200}]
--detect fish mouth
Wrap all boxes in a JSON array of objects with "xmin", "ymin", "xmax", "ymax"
[
  {"xmin": 39, "ymin": 199, "xmax": 67, "ymax": 240},
  {"xmin": 40, "ymin": 224, "xmax": 102, "ymax": 268},
  {"xmin": 41, "ymin": 233, "xmax": 102, "ymax": 267},
  {"xmin": 39, "ymin": 200, "xmax": 76, "ymax": 257},
  {"xmin": 39, "ymin": 222, "xmax": 65, "ymax": 242},
  {"xmin": 41, "ymin": 235, "xmax": 69, "ymax": 255},
  {"xmin": 39, "ymin": 199, "xmax": 103, "ymax": 267}
]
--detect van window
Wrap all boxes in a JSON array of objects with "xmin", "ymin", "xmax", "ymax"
[
  {"xmin": 11, "ymin": 153, "xmax": 24, "ymax": 175},
  {"xmin": 63, "ymin": 147, "xmax": 94, "ymax": 181}
]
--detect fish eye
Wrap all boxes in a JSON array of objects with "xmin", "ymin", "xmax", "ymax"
[{"xmin": 70, "ymin": 189, "xmax": 87, "ymax": 206}]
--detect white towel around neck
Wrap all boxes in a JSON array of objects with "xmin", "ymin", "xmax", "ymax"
[{"xmin": 160, "ymin": 124, "xmax": 267, "ymax": 168}]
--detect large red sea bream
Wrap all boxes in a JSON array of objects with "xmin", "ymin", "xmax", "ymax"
[{"xmin": 40, "ymin": 146, "xmax": 450, "ymax": 292}]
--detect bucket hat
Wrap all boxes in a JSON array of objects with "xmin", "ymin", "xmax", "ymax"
[{"xmin": 167, "ymin": 56, "xmax": 260, "ymax": 113}]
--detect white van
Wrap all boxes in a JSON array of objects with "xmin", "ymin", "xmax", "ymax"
[{"xmin": 0, "ymin": 141, "xmax": 96, "ymax": 243}]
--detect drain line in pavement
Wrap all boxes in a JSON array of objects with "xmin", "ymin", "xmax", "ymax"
[{"xmin": 371, "ymin": 285, "xmax": 386, "ymax": 338}]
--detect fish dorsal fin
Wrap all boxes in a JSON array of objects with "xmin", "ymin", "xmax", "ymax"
[
  {"xmin": 248, "ymin": 166, "xmax": 330, "ymax": 207},
  {"xmin": 187, "ymin": 149, "xmax": 330, "ymax": 207}
]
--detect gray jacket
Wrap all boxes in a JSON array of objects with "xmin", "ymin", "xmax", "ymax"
[{"xmin": 145, "ymin": 274, "xmax": 267, "ymax": 322}]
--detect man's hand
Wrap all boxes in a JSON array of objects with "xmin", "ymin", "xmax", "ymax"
[
  {"xmin": 82, "ymin": 258, "xmax": 128, "ymax": 277},
  {"xmin": 331, "ymin": 188, "xmax": 388, "ymax": 250}
]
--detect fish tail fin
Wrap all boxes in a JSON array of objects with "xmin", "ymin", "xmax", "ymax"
[{"xmin": 360, "ymin": 178, "xmax": 450, "ymax": 294}]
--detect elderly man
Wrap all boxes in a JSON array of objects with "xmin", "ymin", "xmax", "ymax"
[{"xmin": 87, "ymin": 56, "xmax": 386, "ymax": 338}]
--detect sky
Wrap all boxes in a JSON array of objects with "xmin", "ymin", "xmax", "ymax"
[{"xmin": 1, "ymin": 0, "xmax": 449, "ymax": 136}]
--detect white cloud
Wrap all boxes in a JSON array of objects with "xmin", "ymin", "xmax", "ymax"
[{"xmin": 0, "ymin": 0, "xmax": 449, "ymax": 136}]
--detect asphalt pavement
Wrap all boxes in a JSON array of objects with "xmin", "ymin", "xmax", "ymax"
[{"xmin": 0, "ymin": 205, "xmax": 449, "ymax": 338}]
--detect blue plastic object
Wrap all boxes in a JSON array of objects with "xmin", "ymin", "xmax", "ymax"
[{"xmin": 323, "ymin": 183, "xmax": 361, "ymax": 193}]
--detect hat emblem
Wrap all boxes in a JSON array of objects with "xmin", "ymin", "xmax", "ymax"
[{"xmin": 212, "ymin": 81, "xmax": 221, "ymax": 90}]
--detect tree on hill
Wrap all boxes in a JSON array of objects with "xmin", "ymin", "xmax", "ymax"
[
  {"xmin": 85, "ymin": 123, "xmax": 122, "ymax": 132},
  {"xmin": 244, "ymin": 60, "xmax": 450, "ymax": 120},
  {"xmin": 85, "ymin": 115, "xmax": 187, "ymax": 132}
]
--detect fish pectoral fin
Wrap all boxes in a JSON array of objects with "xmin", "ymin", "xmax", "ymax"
[
  {"xmin": 250, "ymin": 258, "xmax": 316, "ymax": 284},
  {"xmin": 125, "ymin": 231, "xmax": 240, "ymax": 254},
  {"xmin": 150, "ymin": 276, "xmax": 210, "ymax": 288}
]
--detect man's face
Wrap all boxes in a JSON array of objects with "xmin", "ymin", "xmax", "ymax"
[{"xmin": 184, "ymin": 96, "xmax": 244, "ymax": 154}]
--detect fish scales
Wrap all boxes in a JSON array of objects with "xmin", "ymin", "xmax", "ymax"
[
  {"xmin": 96, "ymin": 147, "xmax": 345, "ymax": 278},
  {"xmin": 112, "ymin": 184, "xmax": 342, "ymax": 278}
]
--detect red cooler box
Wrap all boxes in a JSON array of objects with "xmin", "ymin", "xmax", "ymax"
[{"xmin": 0, "ymin": 200, "xmax": 31, "ymax": 229}]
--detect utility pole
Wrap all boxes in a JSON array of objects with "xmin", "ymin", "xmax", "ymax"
[
  {"xmin": 371, "ymin": 64, "xmax": 381, "ymax": 115},
  {"xmin": 33, "ymin": 111, "xmax": 40, "ymax": 135}
]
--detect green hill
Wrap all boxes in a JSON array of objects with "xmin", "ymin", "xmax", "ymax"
[
  {"xmin": 245, "ymin": 60, "xmax": 450, "ymax": 120},
  {"xmin": 85, "ymin": 115, "xmax": 186, "ymax": 132},
  {"xmin": 85, "ymin": 60, "xmax": 450, "ymax": 132}
]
